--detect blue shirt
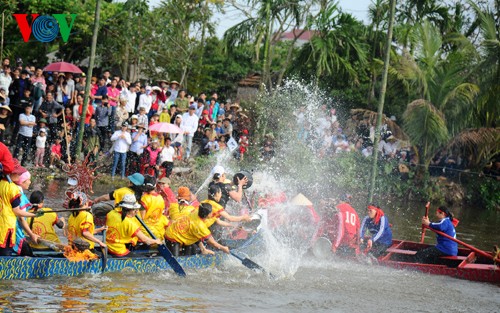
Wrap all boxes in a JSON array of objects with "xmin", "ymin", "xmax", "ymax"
[
  {"xmin": 94, "ymin": 86, "xmax": 107, "ymax": 104},
  {"xmin": 429, "ymin": 217, "xmax": 458, "ymax": 256},
  {"xmin": 130, "ymin": 132, "xmax": 148, "ymax": 154},
  {"xmin": 360, "ymin": 215, "xmax": 392, "ymax": 245}
]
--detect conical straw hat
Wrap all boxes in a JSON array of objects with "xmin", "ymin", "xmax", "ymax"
[{"xmin": 290, "ymin": 193, "xmax": 313, "ymax": 206}]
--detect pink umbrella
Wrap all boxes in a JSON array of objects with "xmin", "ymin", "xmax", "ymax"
[
  {"xmin": 149, "ymin": 122, "xmax": 183, "ymax": 134},
  {"xmin": 43, "ymin": 62, "xmax": 83, "ymax": 73}
]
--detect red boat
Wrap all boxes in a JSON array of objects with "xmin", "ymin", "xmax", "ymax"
[{"xmin": 378, "ymin": 239, "xmax": 500, "ymax": 284}]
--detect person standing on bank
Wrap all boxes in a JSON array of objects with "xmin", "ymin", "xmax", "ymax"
[
  {"xmin": 414, "ymin": 206, "xmax": 458, "ymax": 263},
  {"xmin": 110, "ymin": 122, "xmax": 132, "ymax": 179},
  {"xmin": 13, "ymin": 105, "xmax": 36, "ymax": 166}
]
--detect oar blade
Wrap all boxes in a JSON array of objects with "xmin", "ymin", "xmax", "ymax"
[
  {"xmin": 158, "ymin": 244, "xmax": 186, "ymax": 277},
  {"xmin": 241, "ymin": 258, "xmax": 266, "ymax": 271},
  {"xmin": 101, "ymin": 230, "xmax": 108, "ymax": 273}
]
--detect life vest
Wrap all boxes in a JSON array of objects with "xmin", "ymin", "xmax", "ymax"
[{"xmin": 146, "ymin": 146, "xmax": 160, "ymax": 166}]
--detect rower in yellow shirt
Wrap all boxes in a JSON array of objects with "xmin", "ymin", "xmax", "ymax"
[
  {"xmin": 165, "ymin": 202, "xmax": 230, "ymax": 256},
  {"xmin": 93, "ymin": 173, "xmax": 145, "ymax": 209},
  {"xmin": 67, "ymin": 192, "xmax": 106, "ymax": 251},
  {"xmin": 168, "ymin": 186, "xmax": 196, "ymax": 221},
  {"xmin": 27, "ymin": 191, "xmax": 66, "ymax": 250},
  {"xmin": 139, "ymin": 175, "xmax": 168, "ymax": 239},
  {"xmin": 106, "ymin": 194, "xmax": 162, "ymax": 257},
  {"xmin": 201, "ymin": 184, "xmax": 252, "ymax": 229}
]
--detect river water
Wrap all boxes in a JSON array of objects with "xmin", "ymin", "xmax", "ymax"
[{"xmin": 0, "ymin": 179, "xmax": 498, "ymax": 312}]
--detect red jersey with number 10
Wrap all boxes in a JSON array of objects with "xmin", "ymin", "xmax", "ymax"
[{"xmin": 325, "ymin": 202, "xmax": 360, "ymax": 251}]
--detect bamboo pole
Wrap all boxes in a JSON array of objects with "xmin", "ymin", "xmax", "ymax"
[
  {"xmin": 367, "ymin": 0, "xmax": 396, "ymax": 204},
  {"xmin": 76, "ymin": 0, "xmax": 102, "ymax": 158}
]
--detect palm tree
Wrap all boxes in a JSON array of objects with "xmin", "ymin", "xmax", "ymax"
[
  {"xmin": 469, "ymin": 1, "xmax": 500, "ymax": 128},
  {"xmin": 293, "ymin": 4, "xmax": 368, "ymax": 87}
]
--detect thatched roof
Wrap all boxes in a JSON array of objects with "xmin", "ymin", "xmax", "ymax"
[
  {"xmin": 238, "ymin": 73, "xmax": 261, "ymax": 88},
  {"xmin": 446, "ymin": 127, "xmax": 500, "ymax": 166},
  {"xmin": 350, "ymin": 109, "xmax": 409, "ymax": 141}
]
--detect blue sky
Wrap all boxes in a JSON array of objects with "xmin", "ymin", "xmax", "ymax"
[{"xmin": 148, "ymin": 0, "xmax": 373, "ymax": 38}]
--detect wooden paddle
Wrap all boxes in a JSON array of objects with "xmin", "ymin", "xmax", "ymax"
[
  {"xmin": 101, "ymin": 229, "xmax": 108, "ymax": 272},
  {"xmin": 44, "ymin": 207, "xmax": 91, "ymax": 213},
  {"xmin": 135, "ymin": 215, "xmax": 186, "ymax": 277},
  {"xmin": 38, "ymin": 238, "xmax": 68, "ymax": 252},
  {"xmin": 424, "ymin": 226, "xmax": 500, "ymax": 263},
  {"xmin": 420, "ymin": 202, "xmax": 430, "ymax": 243},
  {"xmin": 230, "ymin": 251, "xmax": 275, "ymax": 278}
]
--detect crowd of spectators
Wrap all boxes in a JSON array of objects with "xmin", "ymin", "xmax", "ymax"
[{"xmin": 0, "ymin": 57, "xmax": 251, "ymax": 179}]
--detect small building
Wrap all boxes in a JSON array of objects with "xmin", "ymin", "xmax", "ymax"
[
  {"xmin": 276, "ymin": 29, "xmax": 316, "ymax": 47},
  {"xmin": 237, "ymin": 73, "xmax": 261, "ymax": 102}
]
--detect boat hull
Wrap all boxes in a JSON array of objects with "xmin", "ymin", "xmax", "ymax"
[
  {"xmin": 0, "ymin": 253, "xmax": 223, "ymax": 280},
  {"xmin": 379, "ymin": 240, "xmax": 500, "ymax": 284}
]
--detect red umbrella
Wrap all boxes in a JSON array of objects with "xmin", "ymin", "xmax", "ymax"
[
  {"xmin": 149, "ymin": 122, "xmax": 183, "ymax": 134},
  {"xmin": 43, "ymin": 62, "xmax": 83, "ymax": 73}
]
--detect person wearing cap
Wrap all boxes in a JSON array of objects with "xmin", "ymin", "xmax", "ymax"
[
  {"xmin": 141, "ymin": 139, "xmax": 162, "ymax": 177},
  {"xmin": 168, "ymin": 81, "xmax": 179, "ymax": 101},
  {"xmin": 94, "ymin": 173, "xmax": 145, "ymax": 209},
  {"xmin": 159, "ymin": 137, "xmax": 175, "ymax": 178},
  {"xmin": 139, "ymin": 175, "xmax": 168, "ymax": 238},
  {"xmin": 164, "ymin": 202, "xmax": 230, "ymax": 256},
  {"xmin": 27, "ymin": 191, "xmax": 65, "ymax": 251},
  {"xmin": 106, "ymin": 194, "xmax": 162, "ymax": 257},
  {"xmin": 159, "ymin": 105, "xmax": 170, "ymax": 123},
  {"xmin": 208, "ymin": 165, "xmax": 248, "ymax": 208},
  {"xmin": 110, "ymin": 122, "xmax": 132, "ymax": 179},
  {"xmin": 0, "ymin": 163, "xmax": 42, "ymax": 256},
  {"xmin": 168, "ymin": 186, "xmax": 197, "ymax": 221},
  {"xmin": 359, "ymin": 204, "xmax": 393, "ymax": 257},
  {"xmin": 180, "ymin": 104, "xmax": 199, "ymax": 160},
  {"xmin": 67, "ymin": 192, "xmax": 106, "ymax": 253},
  {"xmin": 320, "ymin": 195, "xmax": 360, "ymax": 255},
  {"xmin": 34, "ymin": 127, "xmax": 47, "ymax": 167},
  {"xmin": 128, "ymin": 123, "xmax": 148, "ymax": 173}
]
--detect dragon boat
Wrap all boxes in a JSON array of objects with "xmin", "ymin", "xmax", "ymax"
[{"xmin": 0, "ymin": 230, "xmax": 264, "ymax": 280}]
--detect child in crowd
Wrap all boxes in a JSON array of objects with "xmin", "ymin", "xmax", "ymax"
[
  {"xmin": 215, "ymin": 120, "xmax": 223, "ymax": 137},
  {"xmin": 218, "ymin": 135, "xmax": 227, "ymax": 151},
  {"xmin": 27, "ymin": 191, "xmax": 66, "ymax": 251},
  {"xmin": 238, "ymin": 129, "xmax": 249, "ymax": 161},
  {"xmin": 34, "ymin": 128, "xmax": 47, "ymax": 167},
  {"xmin": 49, "ymin": 137, "xmax": 62, "ymax": 168}
]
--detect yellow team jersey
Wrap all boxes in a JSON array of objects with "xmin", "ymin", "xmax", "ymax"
[
  {"xmin": 68, "ymin": 211, "xmax": 96, "ymax": 249},
  {"xmin": 105, "ymin": 209, "xmax": 140, "ymax": 256},
  {"xmin": 0, "ymin": 179, "xmax": 21, "ymax": 248},
  {"xmin": 164, "ymin": 211, "xmax": 211, "ymax": 246},
  {"xmin": 112, "ymin": 187, "xmax": 135, "ymax": 208},
  {"xmin": 168, "ymin": 202, "xmax": 196, "ymax": 221},
  {"xmin": 140, "ymin": 192, "xmax": 168, "ymax": 238},
  {"xmin": 27, "ymin": 207, "xmax": 62, "ymax": 250},
  {"xmin": 200, "ymin": 199, "xmax": 225, "ymax": 228}
]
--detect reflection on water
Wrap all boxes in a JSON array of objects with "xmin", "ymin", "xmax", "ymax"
[{"xmin": 0, "ymin": 260, "xmax": 499, "ymax": 313}]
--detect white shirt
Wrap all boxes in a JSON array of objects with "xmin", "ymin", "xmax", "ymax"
[
  {"xmin": 160, "ymin": 145, "xmax": 175, "ymax": 163},
  {"xmin": 36, "ymin": 135, "xmax": 47, "ymax": 148},
  {"xmin": 110, "ymin": 130, "xmax": 132, "ymax": 153},
  {"xmin": 121, "ymin": 89, "xmax": 137, "ymax": 113},
  {"xmin": 180, "ymin": 112, "xmax": 199, "ymax": 137},
  {"xmin": 138, "ymin": 94, "xmax": 152, "ymax": 113},
  {"xmin": 73, "ymin": 104, "xmax": 80, "ymax": 122},
  {"xmin": 18, "ymin": 113, "xmax": 36, "ymax": 137}
]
